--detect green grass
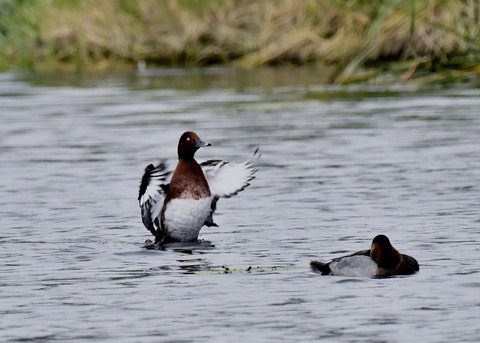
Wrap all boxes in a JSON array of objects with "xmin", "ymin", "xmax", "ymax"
[{"xmin": 0, "ymin": 0, "xmax": 479, "ymax": 84}]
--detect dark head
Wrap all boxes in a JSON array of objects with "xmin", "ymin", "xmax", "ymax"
[
  {"xmin": 370, "ymin": 234, "xmax": 400, "ymax": 269},
  {"xmin": 177, "ymin": 131, "xmax": 210, "ymax": 160}
]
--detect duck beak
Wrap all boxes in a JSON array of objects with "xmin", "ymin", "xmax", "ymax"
[{"xmin": 196, "ymin": 138, "xmax": 211, "ymax": 148}]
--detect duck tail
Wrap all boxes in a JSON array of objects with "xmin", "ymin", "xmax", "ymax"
[{"xmin": 310, "ymin": 260, "xmax": 331, "ymax": 275}]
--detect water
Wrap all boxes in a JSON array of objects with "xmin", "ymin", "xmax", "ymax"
[{"xmin": 1, "ymin": 68, "xmax": 480, "ymax": 342}]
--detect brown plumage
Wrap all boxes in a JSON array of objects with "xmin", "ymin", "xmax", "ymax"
[
  {"xmin": 371, "ymin": 234, "xmax": 419, "ymax": 276},
  {"xmin": 310, "ymin": 234, "xmax": 419, "ymax": 277},
  {"xmin": 165, "ymin": 132, "xmax": 211, "ymax": 201},
  {"xmin": 138, "ymin": 131, "xmax": 259, "ymax": 244}
]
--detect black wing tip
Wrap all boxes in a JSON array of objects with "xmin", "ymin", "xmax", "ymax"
[
  {"xmin": 138, "ymin": 171, "xmax": 150, "ymax": 201},
  {"xmin": 222, "ymin": 181, "xmax": 255, "ymax": 198},
  {"xmin": 246, "ymin": 149, "xmax": 260, "ymax": 172},
  {"xmin": 200, "ymin": 159, "xmax": 226, "ymax": 167},
  {"xmin": 201, "ymin": 149, "xmax": 259, "ymax": 169},
  {"xmin": 138, "ymin": 161, "xmax": 170, "ymax": 201},
  {"xmin": 251, "ymin": 148, "xmax": 261, "ymax": 162},
  {"xmin": 151, "ymin": 161, "xmax": 169, "ymax": 173},
  {"xmin": 144, "ymin": 161, "xmax": 167, "ymax": 172},
  {"xmin": 140, "ymin": 203, "xmax": 156, "ymax": 235},
  {"xmin": 204, "ymin": 221, "xmax": 219, "ymax": 227}
]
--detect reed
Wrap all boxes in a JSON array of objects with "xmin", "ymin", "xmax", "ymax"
[{"xmin": 0, "ymin": 0, "xmax": 479, "ymax": 83}]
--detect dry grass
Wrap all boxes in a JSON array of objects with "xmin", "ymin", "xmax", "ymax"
[{"xmin": 0, "ymin": 0, "xmax": 479, "ymax": 77}]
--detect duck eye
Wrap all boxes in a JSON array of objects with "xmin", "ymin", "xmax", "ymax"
[{"xmin": 186, "ymin": 137, "xmax": 190, "ymax": 142}]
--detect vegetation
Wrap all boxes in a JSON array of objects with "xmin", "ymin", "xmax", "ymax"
[{"xmin": 0, "ymin": 0, "xmax": 479, "ymax": 83}]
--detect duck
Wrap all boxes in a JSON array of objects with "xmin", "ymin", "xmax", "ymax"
[
  {"xmin": 138, "ymin": 131, "xmax": 259, "ymax": 244},
  {"xmin": 310, "ymin": 235, "xmax": 419, "ymax": 277}
]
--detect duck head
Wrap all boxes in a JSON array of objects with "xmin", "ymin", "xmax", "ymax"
[
  {"xmin": 177, "ymin": 131, "xmax": 211, "ymax": 160},
  {"xmin": 370, "ymin": 234, "xmax": 401, "ymax": 269}
]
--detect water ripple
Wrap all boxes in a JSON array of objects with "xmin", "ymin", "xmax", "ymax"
[{"xmin": 1, "ymin": 70, "xmax": 480, "ymax": 342}]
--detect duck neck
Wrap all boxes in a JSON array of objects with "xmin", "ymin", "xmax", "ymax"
[
  {"xmin": 178, "ymin": 149, "xmax": 197, "ymax": 160},
  {"xmin": 371, "ymin": 247, "xmax": 401, "ymax": 269}
]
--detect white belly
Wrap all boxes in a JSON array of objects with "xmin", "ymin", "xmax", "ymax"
[{"xmin": 163, "ymin": 197, "xmax": 212, "ymax": 241}]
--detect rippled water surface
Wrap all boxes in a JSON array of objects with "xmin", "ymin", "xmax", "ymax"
[{"xmin": 1, "ymin": 68, "xmax": 480, "ymax": 342}]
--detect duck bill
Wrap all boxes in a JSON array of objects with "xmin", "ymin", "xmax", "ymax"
[{"xmin": 196, "ymin": 138, "xmax": 211, "ymax": 148}]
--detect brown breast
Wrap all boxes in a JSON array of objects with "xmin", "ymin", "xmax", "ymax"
[{"xmin": 166, "ymin": 159, "xmax": 211, "ymax": 200}]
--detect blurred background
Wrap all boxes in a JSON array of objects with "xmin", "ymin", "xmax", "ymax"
[{"xmin": 0, "ymin": 0, "xmax": 479, "ymax": 84}]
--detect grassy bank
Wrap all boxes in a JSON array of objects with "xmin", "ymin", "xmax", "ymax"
[{"xmin": 0, "ymin": 0, "xmax": 479, "ymax": 83}]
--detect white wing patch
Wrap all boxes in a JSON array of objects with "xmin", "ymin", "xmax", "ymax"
[
  {"xmin": 200, "ymin": 149, "xmax": 260, "ymax": 198},
  {"xmin": 138, "ymin": 162, "xmax": 170, "ymax": 235},
  {"xmin": 139, "ymin": 163, "xmax": 169, "ymax": 206}
]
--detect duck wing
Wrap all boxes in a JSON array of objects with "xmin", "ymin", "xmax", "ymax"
[
  {"xmin": 199, "ymin": 149, "xmax": 260, "ymax": 227},
  {"xmin": 138, "ymin": 162, "xmax": 170, "ymax": 237},
  {"xmin": 397, "ymin": 254, "xmax": 420, "ymax": 275},
  {"xmin": 200, "ymin": 148, "xmax": 260, "ymax": 198},
  {"xmin": 311, "ymin": 249, "xmax": 372, "ymax": 276}
]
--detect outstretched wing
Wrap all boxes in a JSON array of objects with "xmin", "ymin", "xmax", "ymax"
[
  {"xmin": 200, "ymin": 148, "xmax": 260, "ymax": 198},
  {"xmin": 138, "ymin": 162, "xmax": 170, "ymax": 237},
  {"xmin": 199, "ymin": 149, "xmax": 259, "ymax": 228}
]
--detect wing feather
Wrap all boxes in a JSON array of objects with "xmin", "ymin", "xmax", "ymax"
[
  {"xmin": 138, "ymin": 162, "xmax": 170, "ymax": 236},
  {"xmin": 200, "ymin": 148, "xmax": 260, "ymax": 198}
]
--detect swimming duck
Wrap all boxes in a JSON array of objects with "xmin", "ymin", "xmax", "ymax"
[
  {"xmin": 138, "ymin": 131, "xmax": 259, "ymax": 244},
  {"xmin": 310, "ymin": 235, "xmax": 419, "ymax": 277}
]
